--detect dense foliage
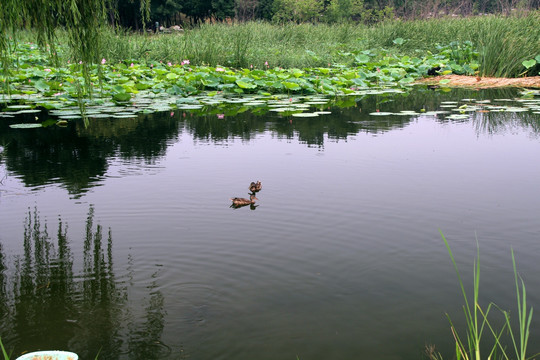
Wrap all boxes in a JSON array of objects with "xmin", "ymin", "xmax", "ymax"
[{"xmin": 120, "ymin": 0, "xmax": 540, "ymax": 28}]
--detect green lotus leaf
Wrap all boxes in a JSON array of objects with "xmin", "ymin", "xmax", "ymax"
[
  {"xmin": 355, "ymin": 54, "xmax": 370, "ymax": 64},
  {"xmin": 291, "ymin": 112, "xmax": 319, "ymax": 117},
  {"xmin": 113, "ymin": 92, "xmax": 132, "ymax": 101},
  {"xmin": 166, "ymin": 73, "xmax": 180, "ymax": 80},
  {"xmin": 283, "ymin": 82, "xmax": 301, "ymax": 91},
  {"xmin": 236, "ymin": 79, "xmax": 257, "ymax": 89},
  {"xmin": 522, "ymin": 59, "xmax": 536, "ymax": 69},
  {"xmin": 10, "ymin": 123, "xmax": 43, "ymax": 128},
  {"xmin": 369, "ymin": 112, "xmax": 393, "ymax": 116}
]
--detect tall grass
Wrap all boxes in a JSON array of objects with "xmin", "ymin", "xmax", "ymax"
[
  {"xmin": 8, "ymin": 12, "xmax": 540, "ymax": 75},
  {"xmin": 368, "ymin": 13, "xmax": 540, "ymax": 77},
  {"xmin": 439, "ymin": 231, "xmax": 538, "ymax": 360},
  {"xmin": 0, "ymin": 337, "xmax": 10, "ymax": 360}
]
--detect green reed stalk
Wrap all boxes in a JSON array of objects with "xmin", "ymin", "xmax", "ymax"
[
  {"xmin": 0, "ymin": 338, "xmax": 10, "ymax": 360},
  {"xmin": 440, "ymin": 231, "xmax": 499, "ymax": 360},
  {"xmin": 500, "ymin": 249, "xmax": 534, "ymax": 360}
]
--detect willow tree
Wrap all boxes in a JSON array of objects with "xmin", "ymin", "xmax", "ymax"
[{"xmin": 0, "ymin": 0, "xmax": 150, "ymax": 95}]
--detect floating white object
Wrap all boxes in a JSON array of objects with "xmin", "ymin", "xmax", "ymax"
[{"xmin": 16, "ymin": 351, "xmax": 78, "ymax": 360}]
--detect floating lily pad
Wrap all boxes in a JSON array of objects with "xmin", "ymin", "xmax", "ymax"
[
  {"xmin": 9, "ymin": 123, "xmax": 42, "ymax": 129},
  {"xmin": 112, "ymin": 114, "xmax": 137, "ymax": 118},
  {"xmin": 304, "ymin": 101, "xmax": 329, "ymax": 105},
  {"xmin": 13, "ymin": 109, "xmax": 42, "ymax": 114},
  {"xmin": 6, "ymin": 105, "xmax": 32, "ymax": 110},
  {"xmin": 424, "ymin": 111, "xmax": 450, "ymax": 116},
  {"xmin": 178, "ymin": 104, "xmax": 203, "ymax": 110},
  {"xmin": 270, "ymin": 107, "xmax": 298, "ymax": 112},
  {"xmin": 504, "ymin": 107, "xmax": 529, "ymax": 112},
  {"xmin": 291, "ymin": 112, "xmax": 319, "ymax": 117},
  {"xmin": 50, "ymin": 110, "xmax": 82, "ymax": 116},
  {"xmin": 58, "ymin": 115, "xmax": 82, "ymax": 119},
  {"xmin": 88, "ymin": 113, "xmax": 111, "ymax": 118},
  {"xmin": 446, "ymin": 114, "xmax": 470, "ymax": 120}
]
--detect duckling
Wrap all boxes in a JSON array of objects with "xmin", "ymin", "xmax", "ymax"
[
  {"xmin": 230, "ymin": 194, "xmax": 258, "ymax": 206},
  {"xmin": 249, "ymin": 181, "xmax": 262, "ymax": 193}
]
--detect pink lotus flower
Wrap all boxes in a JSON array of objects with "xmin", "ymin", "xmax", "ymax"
[
  {"xmin": 170, "ymin": 112, "xmax": 174, "ymax": 117},
  {"xmin": 101, "ymin": 58, "xmax": 106, "ymax": 65},
  {"xmin": 181, "ymin": 60, "xmax": 190, "ymax": 65},
  {"xmin": 216, "ymin": 67, "xmax": 225, "ymax": 72},
  {"xmin": 217, "ymin": 114, "xmax": 225, "ymax": 119},
  {"xmin": 167, "ymin": 62, "xmax": 172, "ymax": 66},
  {"xmin": 130, "ymin": 63, "xmax": 134, "ymax": 67},
  {"xmin": 44, "ymin": 68, "xmax": 51, "ymax": 72}
]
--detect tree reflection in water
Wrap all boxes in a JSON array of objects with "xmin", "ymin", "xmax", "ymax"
[{"xmin": 0, "ymin": 206, "xmax": 167, "ymax": 360}]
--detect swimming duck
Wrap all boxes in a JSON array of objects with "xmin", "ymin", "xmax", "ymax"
[
  {"xmin": 230, "ymin": 194, "xmax": 258, "ymax": 206},
  {"xmin": 249, "ymin": 181, "xmax": 262, "ymax": 193}
]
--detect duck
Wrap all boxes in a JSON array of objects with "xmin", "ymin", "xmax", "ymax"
[
  {"xmin": 249, "ymin": 181, "xmax": 262, "ymax": 193},
  {"xmin": 230, "ymin": 194, "xmax": 258, "ymax": 206}
]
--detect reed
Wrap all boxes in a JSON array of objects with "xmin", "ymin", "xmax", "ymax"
[
  {"xmin": 500, "ymin": 249, "xmax": 534, "ymax": 360},
  {"xmin": 440, "ymin": 231, "xmax": 499, "ymax": 360},
  {"xmin": 374, "ymin": 13, "xmax": 540, "ymax": 77},
  {"xmin": 439, "ymin": 231, "xmax": 538, "ymax": 360},
  {"xmin": 0, "ymin": 338, "xmax": 10, "ymax": 360},
  {"xmin": 19, "ymin": 13, "xmax": 537, "ymax": 78}
]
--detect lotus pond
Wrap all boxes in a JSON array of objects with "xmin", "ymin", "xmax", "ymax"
[{"xmin": 1, "ymin": 86, "xmax": 540, "ymax": 360}]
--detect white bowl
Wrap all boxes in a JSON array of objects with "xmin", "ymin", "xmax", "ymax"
[{"xmin": 15, "ymin": 351, "xmax": 78, "ymax": 360}]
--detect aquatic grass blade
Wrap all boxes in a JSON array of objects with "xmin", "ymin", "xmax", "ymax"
[
  {"xmin": 505, "ymin": 248, "xmax": 534, "ymax": 360},
  {"xmin": 0, "ymin": 338, "xmax": 10, "ymax": 360},
  {"xmin": 440, "ymin": 231, "xmax": 504, "ymax": 360}
]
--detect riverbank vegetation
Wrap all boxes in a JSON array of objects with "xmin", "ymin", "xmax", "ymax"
[
  {"xmin": 1, "ymin": 0, "xmax": 539, "ymax": 106},
  {"xmin": 433, "ymin": 233, "xmax": 539, "ymax": 360},
  {"xmin": 0, "ymin": 14, "xmax": 539, "ymax": 106}
]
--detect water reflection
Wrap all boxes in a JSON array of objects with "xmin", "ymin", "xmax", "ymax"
[
  {"xmin": 0, "ymin": 112, "xmax": 181, "ymax": 196},
  {"xmin": 0, "ymin": 206, "xmax": 166, "ymax": 360},
  {"xmin": 0, "ymin": 88, "xmax": 538, "ymax": 197},
  {"xmin": 472, "ymin": 111, "xmax": 540, "ymax": 135}
]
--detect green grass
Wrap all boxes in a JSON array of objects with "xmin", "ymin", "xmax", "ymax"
[
  {"xmin": 18, "ymin": 13, "xmax": 537, "ymax": 77},
  {"xmin": 439, "ymin": 231, "xmax": 538, "ymax": 360},
  {"xmin": 0, "ymin": 337, "xmax": 10, "ymax": 360}
]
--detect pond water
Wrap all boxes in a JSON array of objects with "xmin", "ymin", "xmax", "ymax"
[{"xmin": 1, "ymin": 87, "xmax": 540, "ymax": 360}]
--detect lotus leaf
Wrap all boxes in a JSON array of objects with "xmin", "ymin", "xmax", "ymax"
[{"xmin": 9, "ymin": 123, "xmax": 43, "ymax": 128}]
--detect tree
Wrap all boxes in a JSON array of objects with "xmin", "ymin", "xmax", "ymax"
[
  {"xmin": 150, "ymin": 0, "xmax": 183, "ymax": 26},
  {"xmin": 235, "ymin": 0, "xmax": 259, "ymax": 21},
  {"xmin": 212, "ymin": 0, "xmax": 236, "ymax": 20},
  {"xmin": 272, "ymin": 0, "xmax": 323, "ymax": 22},
  {"xmin": 324, "ymin": 0, "xmax": 364, "ymax": 22},
  {"xmin": 257, "ymin": 0, "xmax": 275, "ymax": 20}
]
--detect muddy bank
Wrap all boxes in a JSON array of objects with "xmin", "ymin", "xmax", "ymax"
[{"xmin": 416, "ymin": 75, "xmax": 540, "ymax": 88}]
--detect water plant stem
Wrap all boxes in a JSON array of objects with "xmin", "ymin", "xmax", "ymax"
[{"xmin": 440, "ymin": 231, "xmax": 537, "ymax": 360}]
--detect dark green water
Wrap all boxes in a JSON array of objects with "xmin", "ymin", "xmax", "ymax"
[{"xmin": 1, "ymin": 87, "xmax": 540, "ymax": 360}]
